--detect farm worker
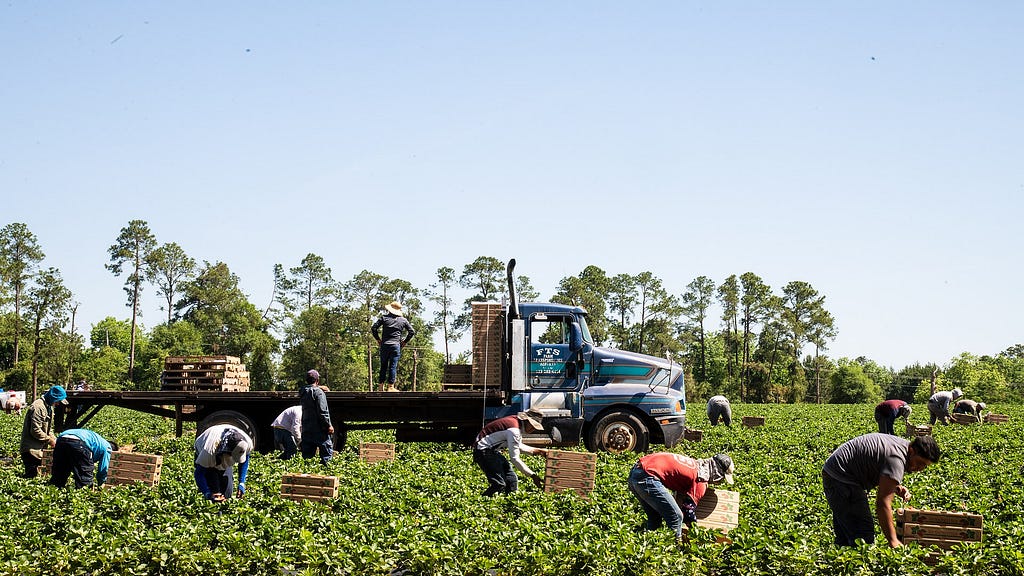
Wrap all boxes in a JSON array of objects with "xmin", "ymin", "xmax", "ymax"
[
  {"xmin": 628, "ymin": 452, "xmax": 735, "ymax": 539},
  {"xmin": 3, "ymin": 390, "xmax": 23, "ymax": 414},
  {"xmin": 926, "ymin": 388, "xmax": 962, "ymax": 425},
  {"xmin": 299, "ymin": 369, "xmax": 334, "ymax": 465},
  {"xmin": 194, "ymin": 424, "xmax": 252, "ymax": 503},
  {"xmin": 48, "ymin": 428, "xmax": 117, "ymax": 489},
  {"xmin": 271, "ymin": 405, "xmax": 302, "ymax": 459},
  {"xmin": 873, "ymin": 399, "xmax": 912, "ymax": 435},
  {"xmin": 19, "ymin": 385, "xmax": 67, "ymax": 479},
  {"xmin": 952, "ymin": 399, "xmax": 986, "ymax": 422},
  {"xmin": 706, "ymin": 395, "xmax": 732, "ymax": 427},
  {"xmin": 371, "ymin": 301, "xmax": 416, "ymax": 391},
  {"xmin": 473, "ymin": 409, "xmax": 548, "ymax": 496},
  {"xmin": 822, "ymin": 432, "xmax": 941, "ymax": 547}
]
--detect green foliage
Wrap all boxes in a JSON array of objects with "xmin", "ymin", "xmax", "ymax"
[
  {"xmin": 830, "ymin": 363, "xmax": 883, "ymax": 404},
  {"xmin": 75, "ymin": 346, "xmax": 130, "ymax": 390},
  {"xmin": 1, "ymin": 404, "xmax": 1023, "ymax": 575}
]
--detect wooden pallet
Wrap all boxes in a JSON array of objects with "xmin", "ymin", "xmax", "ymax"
[
  {"xmin": 905, "ymin": 424, "xmax": 933, "ymax": 437},
  {"xmin": 984, "ymin": 413, "xmax": 1009, "ymax": 424},
  {"xmin": 161, "ymin": 355, "xmax": 250, "ymax": 391},
  {"xmin": 359, "ymin": 442, "xmax": 396, "ymax": 463},
  {"xmin": 742, "ymin": 416, "xmax": 765, "ymax": 428},
  {"xmin": 684, "ymin": 429, "xmax": 704, "ymax": 442},
  {"xmin": 280, "ymin": 473, "xmax": 339, "ymax": 503},
  {"xmin": 543, "ymin": 450, "xmax": 596, "ymax": 497},
  {"xmin": 897, "ymin": 507, "xmax": 983, "ymax": 563}
]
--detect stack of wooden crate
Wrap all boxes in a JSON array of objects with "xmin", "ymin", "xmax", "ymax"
[
  {"xmin": 897, "ymin": 507, "xmax": 983, "ymax": 562},
  {"xmin": 543, "ymin": 450, "xmax": 597, "ymax": 497},
  {"xmin": 693, "ymin": 488, "xmax": 740, "ymax": 533},
  {"xmin": 984, "ymin": 413, "xmax": 1009, "ymax": 424},
  {"xmin": 742, "ymin": 416, "xmax": 765, "ymax": 428},
  {"xmin": 906, "ymin": 423, "xmax": 933, "ymax": 437},
  {"xmin": 280, "ymin": 473, "xmax": 339, "ymax": 503},
  {"xmin": 38, "ymin": 449, "xmax": 53, "ymax": 476},
  {"xmin": 471, "ymin": 302, "xmax": 503, "ymax": 390},
  {"xmin": 108, "ymin": 451, "xmax": 162, "ymax": 486},
  {"xmin": 359, "ymin": 442, "xmax": 396, "ymax": 463},
  {"xmin": 162, "ymin": 355, "xmax": 250, "ymax": 391}
]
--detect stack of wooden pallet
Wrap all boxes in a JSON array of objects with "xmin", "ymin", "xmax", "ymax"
[
  {"xmin": 359, "ymin": 442, "xmax": 396, "ymax": 463},
  {"xmin": 543, "ymin": 450, "xmax": 597, "ymax": 497},
  {"xmin": 162, "ymin": 355, "xmax": 250, "ymax": 391},
  {"xmin": 280, "ymin": 473, "xmax": 339, "ymax": 503},
  {"xmin": 984, "ymin": 413, "xmax": 1009, "ymax": 424},
  {"xmin": 471, "ymin": 302, "xmax": 503, "ymax": 390}
]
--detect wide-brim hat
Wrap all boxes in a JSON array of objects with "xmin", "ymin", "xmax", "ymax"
[
  {"xmin": 517, "ymin": 409, "xmax": 544, "ymax": 431},
  {"xmin": 385, "ymin": 301, "xmax": 404, "ymax": 316}
]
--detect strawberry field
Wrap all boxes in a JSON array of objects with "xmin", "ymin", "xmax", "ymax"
[{"xmin": 2, "ymin": 403, "xmax": 1023, "ymax": 576}]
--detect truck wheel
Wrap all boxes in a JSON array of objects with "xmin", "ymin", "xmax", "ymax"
[
  {"xmin": 587, "ymin": 411, "xmax": 649, "ymax": 453},
  {"xmin": 198, "ymin": 410, "xmax": 259, "ymax": 449}
]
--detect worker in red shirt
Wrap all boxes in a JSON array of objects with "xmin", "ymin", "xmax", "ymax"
[
  {"xmin": 874, "ymin": 399, "xmax": 912, "ymax": 435},
  {"xmin": 627, "ymin": 452, "xmax": 734, "ymax": 539}
]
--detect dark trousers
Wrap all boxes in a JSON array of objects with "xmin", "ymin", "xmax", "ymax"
[
  {"xmin": 300, "ymin": 435, "xmax": 333, "ymax": 465},
  {"xmin": 198, "ymin": 466, "xmax": 230, "ymax": 496},
  {"xmin": 473, "ymin": 448, "xmax": 517, "ymax": 496},
  {"xmin": 274, "ymin": 428, "xmax": 298, "ymax": 459},
  {"xmin": 21, "ymin": 451, "xmax": 42, "ymax": 479},
  {"xmin": 379, "ymin": 343, "xmax": 401, "ymax": 385},
  {"xmin": 49, "ymin": 436, "xmax": 95, "ymax": 488},
  {"xmin": 874, "ymin": 408, "xmax": 896, "ymax": 435},
  {"xmin": 707, "ymin": 403, "xmax": 732, "ymax": 426},
  {"xmin": 822, "ymin": 473, "xmax": 874, "ymax": 546}
]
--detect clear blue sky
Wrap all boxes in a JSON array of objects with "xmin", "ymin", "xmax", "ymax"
[{"xmin": 2, "ymin": 3, "xmax": 1021, "ymax": 369}]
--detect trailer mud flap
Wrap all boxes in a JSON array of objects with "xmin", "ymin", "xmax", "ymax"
[{"xmin": 659, "ymin": 416, "xmax": 686, "ymax": 448}]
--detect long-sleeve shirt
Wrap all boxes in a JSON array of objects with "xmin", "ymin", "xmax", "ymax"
[
  {"xmin": 20, "ymin": 398, "xmax": 56, "ymax": 458},
  {"xmin": 58, "ymin": 429, "xmax": 113, "ymax": 485},
  {"xmin": 194, "ymin": 424, "xmax": 252, "ymax": 498},
  {"xmin": 299, "ymin": 384, "xmax": 332, "ymax": 442},
  {"xmin": 475, "ymin": 415, "xmax": 540, "ymax": 477},
  {"xmin": 272, "ymin": 406, "xmax": 303, "ymax": 442},
  {"xmin": 637, "ymin": 452, "xmax": 708, "ymax": 505},
  {"xmin": 372, "ymin": 314, "xmax": 415, "ymax": 345},
  {"xmin": 928, "ymin": 391, "xmax": 954, "ymax": 412},
  {"xmin": 875, "ymin": 399, "xmax": 908, "ymax": 418}
]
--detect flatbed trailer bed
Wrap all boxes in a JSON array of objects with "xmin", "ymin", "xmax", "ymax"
[{"xmin": 61, "ymin": 389, "xmax": 506, "ymax": 452}]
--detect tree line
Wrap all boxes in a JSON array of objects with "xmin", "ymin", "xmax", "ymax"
[{"xmin": 1, "ymin": 220, "xmax": 1022, "ymax": 403}]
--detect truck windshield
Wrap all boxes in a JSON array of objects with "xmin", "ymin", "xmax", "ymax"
[{"xmin": 578, "ymin": 315, "xmax": 594, "ymax": 344}]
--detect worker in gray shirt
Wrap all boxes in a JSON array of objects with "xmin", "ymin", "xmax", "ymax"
[
  {"xmin": 822, "ymin": 433, "xmax": 941, "ymax": 547},
  {"xmin": 927, "ymin": 388, "xmax": 962, "ymax": 425},
  {"xmin": 706, "ymin": 395, "xmax": 732, "ymax": 427}
]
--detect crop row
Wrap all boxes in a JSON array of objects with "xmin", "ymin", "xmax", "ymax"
[{"xmin": 1, "ymin": 403, "xmax": 1022, "ymax": 575}]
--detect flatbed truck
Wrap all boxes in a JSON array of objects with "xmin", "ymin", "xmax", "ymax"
[{"xmin": 58, "ymin": 260, "xmax": 688, "ymax": 453}]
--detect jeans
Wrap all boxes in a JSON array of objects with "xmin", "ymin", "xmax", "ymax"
[
  {"xmin": 301, "ymin": 435, "xmax": 333, "ymax": 465},
  {"xmin": 379, "ymin": 343, "xmax": 401, "ymax": 386},
  {"xmin": 473, "ymin": 448, "xmax": 517, "ymax": 496},
  {"xmin": 822, "ymin": 473, "xmax": 874, "ymax": 546},
  {"xmin": 274, "ymin": 427, "xmax": 298, "ymax": 459},
  {"xmin": 707, "ymin": 403, "xmax": 732, "ymax": 426},
  {"xmin": 927, "ymin": 401, "xmax": 948, "ymax": 425},
  {"xmin": 49, "ymin": 436, "xmax": 96, "ymax": 488},
  {"xmin": 628, "ymin": 464, "xmax": 685, "ymax": 537}
]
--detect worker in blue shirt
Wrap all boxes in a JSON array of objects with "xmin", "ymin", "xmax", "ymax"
[{"xmin": 48, "ymin": 428, "xmax": 117, "ymax": 488}]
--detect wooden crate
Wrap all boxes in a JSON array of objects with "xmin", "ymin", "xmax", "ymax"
[
  {"xmin": 108, "ymin": 451, "xmax": 162, "ymax": 486},
  {"xmin": 951, "ymin": 413, "xmax": 980, "ymax": 425},
  {"xmin": 37, "ymin": 448, "xmax": 53, "ymax": 476},
  {"xmin": 984, "ymin": 413, "xmax": 1009, "ymax": 424},
  {"xmin": 684, "ymin": 429, "xmax": 703, "ymax": 442},
  {"xmin": 359, "ymin": 442, "xmax": 396, "ymax": 463},
  {"xmin": 906, "ymin": 424, "xmax": 933, "ymax": 437},
  {"xmin": 280, "ymin": 473, "xmax": 339, "ymax": 503},
  {"xmin": 897, "ymin": 507, "xmax": 983, "ymax": 561},
  {"xmin": 543, "ymin": 450, "xmax": 596, "ymax": 497},
  {"xmin": 742, "ymin": 416, "xmax": 765, "ymax": 428},
  {"xmin": 693, "ymin": 488, "xmax": 740, "ymax": 533}
]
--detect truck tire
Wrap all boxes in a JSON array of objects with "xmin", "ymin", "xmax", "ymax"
[
  {"xmin": 198, "ymin": 410, "xmax": 259, "ymax": 449},
  {"xmin": 333, "ymin": 424, "xmax": 348, "ymax": 452},
  {"xmin": 586, "ymin": 411, "xmax": 649, "ymax": 453}
]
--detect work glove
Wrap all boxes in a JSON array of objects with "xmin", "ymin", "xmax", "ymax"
[{"xmin": 531, "ymin": 474, "xmax": 544, "ymax": 489}]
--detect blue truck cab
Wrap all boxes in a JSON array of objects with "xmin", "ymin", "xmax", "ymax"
[{"xmin": 486, "ymin": 298, "xmax": 687, "ymax": 453}]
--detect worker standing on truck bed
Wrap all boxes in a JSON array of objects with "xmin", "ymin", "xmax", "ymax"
[
  {"xmin": 194, "ymin": 424, "xmax": 252, "ymax": 503},
  {"xmin": 371, "ymin": 301, "xmax": 415, "ymax": 391},
  {"xmin": 627, "ymin": 452, "xmax": 735, "ymax": 539},
  {"xmin": 473, "ymin": 409, "xmax": 548, "ymax": 496},
  {"xmin": 300, "ymin": 369, "xmax": 334, "ymax": 465}
]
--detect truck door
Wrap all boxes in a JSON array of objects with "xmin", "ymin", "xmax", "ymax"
[{"xmin": 527, "ymin": 313, "xmax": 588, "ymax": 391}]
